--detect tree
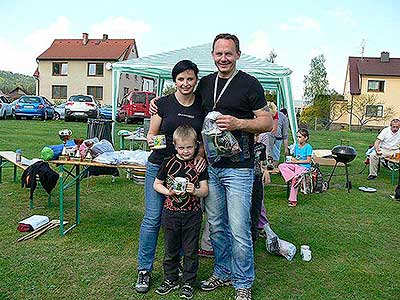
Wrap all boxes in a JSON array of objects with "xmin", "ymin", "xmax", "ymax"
[
  {"xmin": 266, "ymin": 49, "xmax": 277, "ymax": 63},
  {"xmin": 303, "ymin": 54, "xmax": 329, "ymax": 103},
  {"xmin": 162, "ymin": 83, "xmax": 176, "ymax": 96},
  {"xmin": 348, "ymin": 93, "xmax": 394, "ymax": 130}
]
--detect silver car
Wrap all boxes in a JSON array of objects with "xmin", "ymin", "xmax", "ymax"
[
  {"xmin": 54, "ymin": 103, "xmax": 66, "ymax": 120},
  {"xmin": 0, "ymin": 95, "xmax": 13, "ymax": 119}
]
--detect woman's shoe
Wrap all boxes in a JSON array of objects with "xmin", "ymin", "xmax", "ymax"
[{"xmin": 288, "ymin": 201, "xmax": 297, "ymax": 207}]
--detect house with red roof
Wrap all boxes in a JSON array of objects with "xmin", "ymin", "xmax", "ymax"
[
  {"xmin": 335, "ymin": 51, "xmax": 400, "ymax": 128},
  {"xmin": 35, "ymin": 33, "xmax": 148, "ymax": 104}
]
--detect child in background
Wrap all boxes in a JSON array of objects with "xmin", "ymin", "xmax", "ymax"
[
  {"xmin": 153, "ymin": 125, "xmax": 208, "ymax": 300},
  {"xmin": 278, "ymin": 128, "xmax": 313, "ymax": 207}
]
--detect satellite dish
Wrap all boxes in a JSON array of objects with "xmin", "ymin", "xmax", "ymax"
[{"xmin": 105, "ymin": 62, "xmax": 113, "ymax": 70}]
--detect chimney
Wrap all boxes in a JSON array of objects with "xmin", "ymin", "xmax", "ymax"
[
  {"xmin": 82, "ymin": 32, "xmax": 89, "ymax": 45},
  {"xmin": 102, "ymin": 34, "xmax": 108, "ymax": 41},
  {"xmin": 380, "ymin": 51, "xmax": 390, "ymax": 63}
]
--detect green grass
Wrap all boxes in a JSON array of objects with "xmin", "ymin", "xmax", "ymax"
[{"xmin": 0, "ymin": 120, "xmax": 399, "ymax": 300}]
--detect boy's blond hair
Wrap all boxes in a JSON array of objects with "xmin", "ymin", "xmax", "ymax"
[{"xmin": 173, "ymin": 125, "xmax": 197, "ymax": 144}]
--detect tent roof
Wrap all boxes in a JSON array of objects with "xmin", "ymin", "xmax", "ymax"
[{"xmin": 112, "ymin": 43, "xmax": 292, "ymax": 89}]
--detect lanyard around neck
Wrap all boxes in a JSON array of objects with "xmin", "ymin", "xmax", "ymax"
[{"xmin": 213, "ymin": 69, "xmax": 239, "ymax": 110}]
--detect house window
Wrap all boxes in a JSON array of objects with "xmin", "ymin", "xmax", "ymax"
[
  {"xmin": 365, "ymin": 105, "xmax": 384, "ymax": 117},
  {"xmin": 52, "ymin": 62, "xmax": 68, "ymax": 76},
  {"xmin": 52, "ymin": 85, "xmax": 67, "ymax": 99},
  {"xmin": 87, "ymin": 86, "xmax": 103, "ymax": 100},
  {"xmin": 367, "ymin": 80, "xmax": 385, "ymax": 92},
  {"xmin": 123, "ymin": 87, "xmax": 129, "ymax": 95},
  {"xmin": 88, "ymin": 63, "xmax": 104, "ymax": 76}
]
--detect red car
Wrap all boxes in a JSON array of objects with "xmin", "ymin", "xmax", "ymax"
[{"xmin": 117, "ymin": 91, "xmax": 156, "ymax": 123}]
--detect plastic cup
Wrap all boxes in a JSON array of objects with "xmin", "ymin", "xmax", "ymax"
[
  {"xmin": 153, "ymin": 135, "xmax": 166, "ymax": 149},
  {"xmin": 173, "ymin": 177, "xmax": 187, "ymax": 193},
  {"xmin": 286, "ymin": 155, "xmax": 292, "ymax": 162}
]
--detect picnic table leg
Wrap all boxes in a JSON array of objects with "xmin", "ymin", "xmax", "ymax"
[
  {"xmin": 76, "ymin": 165, "xmax": 81, "ymax": 225},
  {"xmin": 47, "ymin": 194, "xmax": 52, "ymax": 207},
  {"xmin": 0, "ymin": 156, "xmax": 3, "ymax": 184},
  {"xmin": 13, "ymin": 165, "xmax": 17, "ymax": 182},
  {"xmin": 59, "ymin": 164, "xmax": 65, "ymax": 236}
]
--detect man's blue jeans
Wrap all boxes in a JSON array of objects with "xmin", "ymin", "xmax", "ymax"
[
  {"xmin": 205, "ymin": 166, "xmax": 255, "ymax": 289},
  {"xmin": 137, "ymin": 161, "xmax": 165, "ymax": 271}
]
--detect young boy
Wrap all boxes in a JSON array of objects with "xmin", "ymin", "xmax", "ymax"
[{"xmin": 153, "ymin": 125, "xmax": 208, "ymax": 300}]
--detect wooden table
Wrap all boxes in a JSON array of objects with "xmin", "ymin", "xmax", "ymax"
[{"xmin": 49, "ymin": 159, "xmax": 146, "ymax": 236}]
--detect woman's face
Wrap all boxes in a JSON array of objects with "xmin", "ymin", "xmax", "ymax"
[{"xmin": 175, "ymin": 69, "xmax": 197, "ymax": 96}]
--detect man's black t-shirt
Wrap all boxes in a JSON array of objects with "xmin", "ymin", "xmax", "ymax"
[
  {"xmin": 196, "ymin": 70, "xmax": 266, "ymax": 168},
  {"xmin": 156, "ymin": 155, "xmax": 208, "ymax": 211},
  {"xmin": 148, "ymin": 94, "xmax": 204, "ymax": 165}
]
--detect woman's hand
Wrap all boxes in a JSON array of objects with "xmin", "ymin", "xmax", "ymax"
[
  {"xmin": 147, "ymin": 134, "xmax": 155, "ymax": 149},
  {"xmin": 194, "ymin": 155, "xmax": 206, "ymax": 173}
]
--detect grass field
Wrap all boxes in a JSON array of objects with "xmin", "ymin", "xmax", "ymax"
[{"xmin": 0, "ymin": 119, "xmax": 399, "ymax": 300}]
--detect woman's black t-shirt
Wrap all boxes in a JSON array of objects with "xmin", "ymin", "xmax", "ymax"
[{"xmin": 148, "ymin": 93, "xmax": 204, "ymax": 165}]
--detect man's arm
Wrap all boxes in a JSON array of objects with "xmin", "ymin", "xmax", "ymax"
[
  {"xmin": 374, "ymin": 139, "xmax": 382, "ymax": 155},
  {"xmin": 215, "ymin": 107, "xmax": 273, "ymax": 133}
]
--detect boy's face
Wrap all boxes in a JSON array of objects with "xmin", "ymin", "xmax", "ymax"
[{"xmin": 174, "ymin": 137, "xmax": 196, "ymax": 161}]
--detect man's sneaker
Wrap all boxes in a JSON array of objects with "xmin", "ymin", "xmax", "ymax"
[
  {"xmin": 200, "ymin": 274, "xmax": 232, "ymax": 291},
  {"xmin": 155, "ymin": 279, "xmax": 180, "ymax": 295},
  {"xmin": 198, "ymin": 248, "xmax": 214, "ymax": 258},
  {"xmin": 135, "ymin": 270, "xmax": 150, "ymax": 293},
  {"xmin": 235, "ymin": 288, "xmax": 252, "ymax": 300},
  {"xmin": 180, "ymin": 284, "xmax": 194, "ymax": 299}
]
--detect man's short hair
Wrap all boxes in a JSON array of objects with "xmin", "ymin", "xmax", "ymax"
[
  {"xmin": 173, "ymin": 125, "xmax": 197, "ymax": 144},
  {"xmin": 390, "ymin": 118, "xmax": 400, "ymax": 126},
  {"xmin": 212, "ymin": 33, "xmax": 240, "ymax": 53}
]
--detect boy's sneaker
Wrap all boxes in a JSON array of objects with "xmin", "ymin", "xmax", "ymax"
[
  {"xmin": 155, "ymin": 279, "xmax": 180, "ymax": 295},
  {"xmin": 135, "ymin": 270, "xmax": 150, "ymax": 293},
  {"xmin": 200, "ymin": 274, "xmax": 232, "ymax": 291},
  {"xmin": 180, "ymin": 284, "xmax": 194, "ymax": 299},
  {"xmin": 235, "ymin": 288, "xmax": 252, "ymax": 300},
  {"xmin": 198, "ymin": 248, "xmax": 214, "ymax": 258}
]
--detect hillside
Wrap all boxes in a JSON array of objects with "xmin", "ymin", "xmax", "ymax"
[{"xmin": 0, "ymin": 70, "xmax": 35, "ymax": 95}]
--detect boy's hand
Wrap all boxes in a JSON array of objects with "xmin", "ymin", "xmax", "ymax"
[{"xmin": 186, "ymin": 182, "xmax": 195, "ymax": 195}]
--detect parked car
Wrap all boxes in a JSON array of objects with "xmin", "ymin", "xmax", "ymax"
[
  {"xmin": 65, "ymin": 95, "xmax": 99, "ymax": 122},
  {"xmin": 11, "ymin": 99, "xmax": 18, "ymax": 117},
  {"xmin": 0, "ymin": 95, "xmax": 13, "ymax": 119},
  {"xmin": 14, "ymin": 95, "xmax": 55, "ymax": 120},
  {"xmin": 117, "ymin": 91, "xmax": 156, "ymax": 123},
  {"xmin": 99, "ymin": 104, "xmax": 114, "ymax": 119},
  {"xmin": 54, "ymin": 103, "xmax": 66, "ymax": 120}
]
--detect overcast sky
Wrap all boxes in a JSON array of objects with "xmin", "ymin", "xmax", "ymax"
[{"xmin": 0, "ymin": 0, "xmax": 399, "ymax": 99}]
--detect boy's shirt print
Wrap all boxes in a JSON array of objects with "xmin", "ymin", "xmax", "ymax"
[{"xmin": 157, "ymin": 156, "xmax": 208, "ymax": 211}]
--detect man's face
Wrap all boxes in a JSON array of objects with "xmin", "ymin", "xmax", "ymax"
[
  {"xmin": 212, "ymin": 39, "xmax": 240, "ymax": 77},
  {"xmin": 391, "ymin": 122, "xmax": 400, "ymax": 133}
]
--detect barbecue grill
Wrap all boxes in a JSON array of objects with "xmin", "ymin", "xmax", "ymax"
[{"xmin": 327, "ymin": 143, "xmax": 357, "ymax": 192}]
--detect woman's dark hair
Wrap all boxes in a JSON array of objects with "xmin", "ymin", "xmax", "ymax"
[
  {"xmin": 297, "ymin": 128, "xmax": 309, "ymax": 140},
  {"xmin": 172, "ymin": 60, "xmax": 199, "ymax": 82},
  {"xmin": 212, "ymin": 33, "xmax": 240, "ymax": 53}
]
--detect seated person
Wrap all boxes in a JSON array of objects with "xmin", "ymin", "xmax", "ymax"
[{"xmin": 368, "ymin": 118, "xmax": 400, "ymax": 180}]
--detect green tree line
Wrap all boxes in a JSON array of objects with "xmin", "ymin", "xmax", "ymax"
[{"xmin": 0, "ymin": 70, "xmax": 36, "ymax": 95}]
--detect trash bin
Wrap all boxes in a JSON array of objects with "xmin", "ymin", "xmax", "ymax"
[{"xmin": 87, "ymin": 119, "xmax": 113, "ymax": 143}]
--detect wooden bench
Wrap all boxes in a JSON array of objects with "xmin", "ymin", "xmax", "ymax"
[{"xmin": 0, "ymin": 151, "xmax": 52, "ymax": 208}]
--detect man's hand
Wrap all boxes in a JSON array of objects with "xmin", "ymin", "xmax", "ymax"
[
  {"xmin": 215, "ymin": 114, "xmax": 243, "ymax": 131},
  {"xmin": 149, "ymin": 97, "xmax": 160, "ymax": 115}
]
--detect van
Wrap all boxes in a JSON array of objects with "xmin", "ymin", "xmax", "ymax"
[{"xmin": 117, "ymin": 91, "xmax": 156, "ymax": 123}]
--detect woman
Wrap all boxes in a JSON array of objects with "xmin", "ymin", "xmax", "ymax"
[
  {"xmin": 278, "ymin": 128, "xmax": 313, "ymax": 207},
  {"xmin": 135, "ymin": 60, "xmax": 205, "ymax": 294}
]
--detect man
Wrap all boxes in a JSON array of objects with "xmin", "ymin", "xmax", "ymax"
[
  {"xmin": 197, "ymin": 34, "xmax": 272, "ymax": 300},
  {"xmin": 368, "ymin": 118, "xmax": 400, "ymax": 180},
  {"xmin": 271, "ymin": 108, "xmax": 290, "ymax": 167}
]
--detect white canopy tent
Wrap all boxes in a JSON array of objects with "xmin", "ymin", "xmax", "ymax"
[{"xmin": 111, "ymin": 43, "xmax": 297, "ymax": 141}]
